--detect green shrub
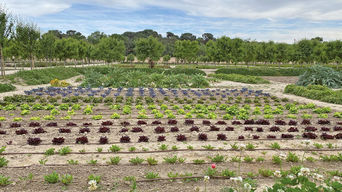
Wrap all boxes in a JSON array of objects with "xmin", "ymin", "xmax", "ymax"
[
  {"xmin": 216, "ymin": 67, "xmax": 304, "ymax": 76},
  {"xmin": 296, "ymin": 65, "xmax": 342, "ymax": 88},
  {"xmin": 8, "ymin": 67, "xmax": 82, "ymax": 85},
  {"xmin": 284, "ymin": 84, "xmax": 342, "ymax": 104},
  {"xmin": 81, "ymin": 68, "xmax": 208, "ymax": 88},
  {"xmin": 0, "ymin": 83, "xmax": 15, "ymax": 93}
]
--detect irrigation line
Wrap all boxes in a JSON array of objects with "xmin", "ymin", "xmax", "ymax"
[
  {"xmin": 2, "ymin": 148, "xmax": 342, "ymax": 156},
  {"xmin": 3, "ymin": 137, "xmax": 341, "ymax": 146}
]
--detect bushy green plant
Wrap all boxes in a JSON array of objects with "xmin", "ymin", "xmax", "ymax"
[
  {"xmin": 61, "ymin": 174, "xmax": 73, "ymax": 185},
  {"xmin": 81, "ymin": 68, "xmax": 208, "ymax": 88},
  {"xmin": 0, "ymin": 83, "xmax": 15, "ymax": 93},
  {"xmin": 296, "ymin": 65, "xmax": 342, "ymax": 88},
  {"xmin": 145, "ymin": 172, "xmax": 160, "ymax": 179},
  {"xmin": 0, "ymin": 175, "xmax": 12, "ymax": 186},
  {"xmin": 0, "ymin": 157, "xmax": 9, "ymax": 167},
  {"xmin": 44, "ymin": 172, "xmax": 59, "ymax": 184},
  {"xmin": 129, "ymin": 157, "xmax": 144, "ymax": 165},
  {"xmin": 58, "ymin": 147, "xmax": 72, "ymax": 156},
  {"xmin": 216, "ymin": 67, "xmax": 304, "ymax": 76},
  {"xmin": 284, "ymin": 84, "xmax": 342, "ymax": 104}
]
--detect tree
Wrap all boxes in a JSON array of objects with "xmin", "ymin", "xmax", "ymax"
[
  {"xmin": 47, "ymin": 30, "xmax": 63, "ymax": 39},
  {"xmin": 296, "ymin": 39, "xmax": 313, "ymax": 64},
  {"xmin": 163, "ymin": 55, "xmax": 171, "ymax": 64},
  {"xmin": 65, "ymin": 30, "xmax": 85, "ymax": 40},
  {"xmin": 0, "ymin": 6, "xmax": 14, "ymax": 77},
  {"xmin": 135, "ymin": 36, "xmax": 164, "ymax": 68},
  {"xmin": 202, "ymin": 33, "xmax": 215, "ymax": 44},
  {"xmin": 166, "ymin": 32, "xmax": 179, "ymax": 39},
  {"xmin": 174, "ymin": 40, "xmax": 199, "ymax": 63},
  {"xmin": 77, "ymin": 40, "xmax": 90, "ymax": 65},
  {"xmin": 206, "ymin": 40, "xmax": 220, "ymax": 63},
  {"xmin": 87, "ymin": 31, "xmax": 106, "ymax": 44},
  {"xmin": 54, "ymin": 38, "xmax": 78, "ymax": 65},
  {"xmin": 215, "ymin": 37, "xmax": 233, "ymax": 63},
  {"xmin": 242, "ymin": 41, "xmax": 257, "ymax": 67},
  {"xmin": 275, "ymin": 43, "xmax": 289, "ymax": 67},
  {"xmin": 39, "ymin": 32, "xmax": 56, "ymax": 62},
  {"xmin": 127, "ymin": 53, "xmax": 135, "ymax": 64},
  {"xmin": 3, "ymin": 39, "xmax": 19, "ymax": 69},
  {"xmin": 15, "ymin": 22, "xmax": 40, "ymax": 69},
  {"xmin": 96, "ymin": 36, "xmax": 125, "ymax": 64},
  {"xmin": 180, "ymin": 33, "xmax": 196, "ymax": 41}
]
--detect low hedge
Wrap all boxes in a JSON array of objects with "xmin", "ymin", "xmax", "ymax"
[
  {"xmin": 216, "ymin": 67, "xmax": 305, "ymax": 76},
  {"xmin": 0, "ymin": 83, "xmax": 16, "ymax": 93},
  {"xmin": 284, "ymin": 84, "xmax": 342, "ymax": 104},
  {"xmin": 209, "ymin": 73, "xmax": 270, "ymax": 84}
]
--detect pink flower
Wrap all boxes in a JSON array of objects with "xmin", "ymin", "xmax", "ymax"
[{"xmin": 211, "ymin": 164, "xmax": 216, "ymax": 169}]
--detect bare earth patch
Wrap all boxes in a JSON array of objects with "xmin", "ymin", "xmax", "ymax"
[{"xmin": 261, "ymin": 76, "xmax": 299, "ymax": 84}]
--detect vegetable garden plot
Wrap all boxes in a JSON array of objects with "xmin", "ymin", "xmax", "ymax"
[{"xmin": 0, "ymin": 87, "xmax": 341, "ymax": 191}]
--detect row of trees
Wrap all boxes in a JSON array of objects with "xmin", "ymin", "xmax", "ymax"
[{"xmin": 1, "ymin": 6, "xmax": 342, "ymax": 75}]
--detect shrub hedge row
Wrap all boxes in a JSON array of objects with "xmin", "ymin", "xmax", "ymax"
[{"xmin": 284, "ymin": 84, "xmax": 342, "ymax": 104}]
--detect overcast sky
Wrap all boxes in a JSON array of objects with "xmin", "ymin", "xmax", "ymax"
[{"xmin": 3, "ymin": 0, "xmax": 342, "ymax": 43}]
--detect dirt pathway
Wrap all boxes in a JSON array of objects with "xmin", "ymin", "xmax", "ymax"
[{"xmin": 0, "ymin": 75, "xmax": 83, "ymax": 99}]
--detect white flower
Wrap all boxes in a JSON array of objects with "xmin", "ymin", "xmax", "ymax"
[
  {"xmin": 88, "ymin": 180, "xmax": 98, "ymax": 191},
  {"xmin": 239, "ymin": 144, "xmax": 246, "ymax": 150},
  {"xmin": 312, "ymin": 173, "xmax": 324, "ymax": 181},
  {"xmin": 274, "ymin": 170, "xmax": 282, "ymax": 178},
  {"xmin": 298, "ymin": 172, "xmax": 303, "ymax": 177},
  {"xmin": 299, "ymin": 167, "xmax": 310, "ymax": 176},
  {"xmin": 244, "ymin": 183, "xmax": 252, "ymax": 191},
  {"xmin": 332, "ymin": 176, "xmax": 341, "ymax": 182},
  {"xmin": 287, "ymin": 174, "xmax": 295, "ymax": 180},
  {"xmin": 204, "ymin": 176, "xmax": 210, "ymax": 183},
  {"xmin": 230, "ymin": 176, "xmax": 243, "ymax": 183},
  {"xmin": 88, "ymin": 184, "xmax": 98, "ymax": 191},
  {"xmin": 88, "ymin": 180, "xmax": 97, "ymax": 185},
  {"xmin": 277, "ymin": 189, "xmax": 285, "ymax": 192},
  {"xmin": 236, "ymin": 176, "xmax": 243, "ymax": 182},
  {"xmin": 279, "ymin": 153, "xmax": 286, "ymax": 160}
]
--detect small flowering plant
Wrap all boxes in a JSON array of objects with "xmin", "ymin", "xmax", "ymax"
[
  {"xmin": 223, "ymin": 177, "xmax": 256, "ymax": 192},
  {"xmin": 267, "ymin": 167, "xmax": 342, "ymax": 192},
  {"xmin": 88, "ymin": 180, "xmax": 98, "ymax": 191}
]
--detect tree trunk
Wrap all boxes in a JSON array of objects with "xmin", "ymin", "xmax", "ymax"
[
  {"xmin": 31, "ymin": 53, "xmax": 35, "ymax": 70},
  {"xmin": 149, "ymin": 59, "xmax": 154, "ymax": 68},
  {"xmin": 0, "ymin": 45, "xmax": 5, "ymax": 77}
]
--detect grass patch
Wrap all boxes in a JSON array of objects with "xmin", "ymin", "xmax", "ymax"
[
  {"xmin": 0, "ymin": 83, "xmax": 15, "ymax": 93},
  {"xmin": 7, "ymin": 67, "xmax": 82, "ymax": 85},
  {"xmin": 81, "ymin": 68, "xmax": 208, "ymax": 88},
  {"xmin": 6, "ymin": 66, "xmax": 206, "ymax": 86},
  {"xmin": 209, "ymin": 73, "xmax": 270, "ymax": 84},
  {"xmin": 216, "ymin": 67, "xmax": 306, "ymax": 76},
  {"xmin": 284, "ymin": 84, "xmax": 342, "ymax": 104}
]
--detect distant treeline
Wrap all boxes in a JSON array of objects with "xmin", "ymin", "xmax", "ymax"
[{"xmin": 1, "ymin": 5, "xmax": 342, "ymax": 75}]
